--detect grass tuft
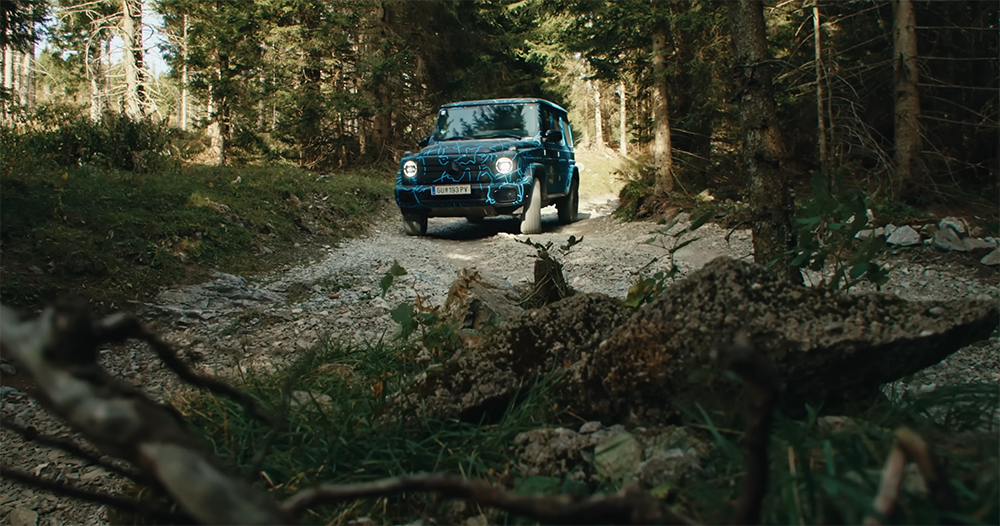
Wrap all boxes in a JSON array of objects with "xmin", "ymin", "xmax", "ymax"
[{"xmin": 0, "ymin": 162, "xmax": 391, "ymax": 309}]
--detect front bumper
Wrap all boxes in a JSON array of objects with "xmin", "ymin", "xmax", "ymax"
[{"xmin": 395, "ymin": 181, "xmax": 529, "ymax": 217}]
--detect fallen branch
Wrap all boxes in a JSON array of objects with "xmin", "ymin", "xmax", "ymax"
[
  {"xmin": 0, "ymin": 302, "xmax": 291, "ymax": 525},
  {"xmin": 282, "ymin": 474, "xmax": 697, "ymax": 525}
]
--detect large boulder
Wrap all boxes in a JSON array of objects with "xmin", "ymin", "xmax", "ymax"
[
  {"xmin": 391, "ymin": 258, "xmax": 998, "ymax": 425},
  {"xmin": 579, "ymin": 257, "xmax": 998, "ymax": 422}
]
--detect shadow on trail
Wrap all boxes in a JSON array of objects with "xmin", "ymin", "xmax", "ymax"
[{"xmin": 423, "ymin": 212, "xmax": 595, "ymax": 240}]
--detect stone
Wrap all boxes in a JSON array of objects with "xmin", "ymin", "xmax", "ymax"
[
  {"xmin": 636, "ymin": 448, "xmax": 703, "ymax": 488},
  {"xmin": 933, "ymin": 228, "xmax": 967, "ymax": 252},
  {"xmin": 981, "ymin": 248, "xmax": 1000, "ymax": 266},
  {"xmin": 855, "ymin": 228, "xmax": 884, "ymax": 239},
  {"xmin": 290, "ymin": 391, "xmax": 333, "ymax": 410},
  {"xmin": 9, "ymin": 508, "xmax": 38, "ymax": 526},
  {"xmin": 0, "ymin": 362, "xmax": 16, "ymax": 375},
  {"xmin": 593, "ymin": 433, "xmax": 642, "ymax": 481},
  {"xmin": 886, "ymin": 225, "xmax": 921, "ymax": 246},
  {"xmin": 816, "ymin": 415, "xmax": 857, "ymax": 434},
  {"xmin": 963, "ymin": 238, "xmax": 996, "ymax": 251},
  {"xmin": 442, "ymin": 268, "xmax": 523, "ymax": 341},
  {"xmin": 579, "ymin": 421, "xmax": 603, "ymax": 434},
  {"xmin": 969, "ymin": 226, "xmax": 986, "ymax": 238},
  {"xmin": 80, "ymin": 467, "xmax": 106, "ymax": 483},
  {"xmin": 462, "ymin": 515, "xmax": 489, "ymax": 526},
  {"xmin": 939, "ymin": 216, "xmax": 967, "ymax": 235}
]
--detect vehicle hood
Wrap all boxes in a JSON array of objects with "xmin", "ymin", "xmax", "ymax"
[{"xmin": 415, "ymin": 137, "xmax": 542, "ymax": 159}]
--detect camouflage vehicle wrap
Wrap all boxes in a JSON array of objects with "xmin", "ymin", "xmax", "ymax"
[{"xmin": 395, "ymin": 98, "xmax": 579, "ymax": 236}]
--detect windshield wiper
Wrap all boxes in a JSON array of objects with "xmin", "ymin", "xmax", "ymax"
[
  {"xmin": 439, "ymin": 136, "xmax": 473, "ymax": 141},
  {"xmin": 479, "ymin": 133, "xmax": 524, "ymax": 139}
]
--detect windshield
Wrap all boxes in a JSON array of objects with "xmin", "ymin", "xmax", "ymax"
[{"xmin": 432, "ymin": 103, "xmax": 540, "ymax": 141}]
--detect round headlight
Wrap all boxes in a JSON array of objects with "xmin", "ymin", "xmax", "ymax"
[
  {"xmin": 495, "ymin": 157, "xmax": 514, "ymax": 175},
  {"xmin": 403, "ymin": 160, "xmax": 418, "ymax": 178}
]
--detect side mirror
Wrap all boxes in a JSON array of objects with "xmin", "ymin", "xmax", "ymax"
[
  {"xmin": 419, "ymin": 136, "xmax": 430, "ymax": 147},
  {"xmin": 544, "ymin": 129, "xmax": 563, "ymax": 143}
]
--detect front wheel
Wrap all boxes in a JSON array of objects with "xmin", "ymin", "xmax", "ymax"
[
  {"xmin": 557, "ymin": 176, "xmax": 579, "ymax": 224},
  {"xmin": 402, "ymin": 213, "xmax": 428, "ymax": 236},
  {"xmin": 520, "ymin": 179, "xmax": 543, "ymax": 235}
]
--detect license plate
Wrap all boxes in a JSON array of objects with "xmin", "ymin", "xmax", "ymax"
[{"xmin": 432, "ymin": 185, "xmax": 471, "ymax": 195}]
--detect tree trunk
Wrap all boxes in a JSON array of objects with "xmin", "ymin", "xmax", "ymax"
[
  {"xmin": 812, "ymin": 1, "xmax": 830, "ymax": 182},
  {"xmin": 179, "ymin": 14, "xmax": 189, "ymax": 131},
  {"xmin": 371, "ymin": 3, "xmax": 393, "ymax": 153},
  {"xmin": 3, "ymin": 45, "xmax": 14, "ymax": 122},
  {"xmin": 652, "ymin": 24, "xmax": 673, "ymax": 196},
  {"xmin": 88, "ymin": 43, "xmax": 102, "ymax": 122},
  {"xmin": 121, "ymin": 0, "xmax": 145, "ymax": 120},
  {"xmin": 18, "ymin": 38, "xmax": 34, "ymax": 108},
  {"xmin": 618, "ymin": 81, "xmax": 627, "ymax": 156},
  {"xmin": 88, "ymin": 26, "xmax": 104, "ymax": 122},
  {"xmin": 583, "ymin": 79, "xmax": 592, "ymax": 148},
  {"xmin": 207, "ymin": 83, "xmax": 224, "ymax": 166},
  {"xmin": 892, "ymin": 0, "xmax": 922, "ymax": 202},
  {"xmin": 593, "ymin": 79, "xmax": 605, "ymax": 150},
  {"xmin": 728, "ymin": 0, "xmax": 800, "ymax": 283}
]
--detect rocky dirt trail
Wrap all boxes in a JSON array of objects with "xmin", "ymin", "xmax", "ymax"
[{"xmin": 2, "ymin": 196, "xmax": 997, "ymax": 526}]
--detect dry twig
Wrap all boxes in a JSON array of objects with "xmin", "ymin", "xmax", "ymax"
[{"xmin": 864, "ymin": 427, "xmax": 957, "ymax": 525}]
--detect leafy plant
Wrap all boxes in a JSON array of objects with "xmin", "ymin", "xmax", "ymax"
[
  {"xmin": 780, "ymin": 171, "xmax": 890, "ymax": 291},
  {"xmin": 380, "ymin": 261, "xmax": 463, "ymax": 357},
  {"xmin": 625, "ymin": 210, "xmax": 713, "ymax": 308}
]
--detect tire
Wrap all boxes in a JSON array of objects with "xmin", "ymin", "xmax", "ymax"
[
  {"xmin": 557, "ymin": 176, "xmax": 579, "ymax": 224},
  {"xmin": 466, "ymin": 216, "xmax": 485, "ymax": 224},
  {"xmin": 402, "ymin": 213, "xmax": 428, "ymax": 236},
  {"xmin": 520, "ymin": 179, "xmax": 543, "ymax": 235}
]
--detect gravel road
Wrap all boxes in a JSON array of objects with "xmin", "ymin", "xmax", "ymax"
[{"xmin": 1, "ymin": 196, "xmax": 997, "ymax": 526}]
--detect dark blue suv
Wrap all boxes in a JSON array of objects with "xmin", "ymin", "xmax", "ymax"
[{"xmin": 395, "ymin": 98, "xmax": 579, "ymax": 236}]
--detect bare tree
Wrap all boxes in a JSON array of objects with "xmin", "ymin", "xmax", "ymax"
[{"xmin": 892, "ymin": 0, "xmax": 923, "ymax": 202}]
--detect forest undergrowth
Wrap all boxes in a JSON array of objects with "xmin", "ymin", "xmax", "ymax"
[{"xmin": 170, "ymin": 329, "xmax": 999, "ymax": 525}]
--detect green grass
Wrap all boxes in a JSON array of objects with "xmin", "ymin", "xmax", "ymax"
[
  {"xmin": 0, "ymin": 163, "xmax": 392, "ymax": 309},
  {"xmin": 174, "ymin": 337, "xmax": 562, "ymax": 524}
]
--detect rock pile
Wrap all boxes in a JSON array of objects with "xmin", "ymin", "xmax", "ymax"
[
  {"xmin": 511, "ymin": 422, "xmax": 708, "ymax": 490},
  {"xmin": 859, "ymin": 215, "xmax": 999, "ymax": 265}
]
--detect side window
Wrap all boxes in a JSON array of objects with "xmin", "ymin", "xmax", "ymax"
[
  {"xmin": 559, "ymin": 117, "xmax": 572, "ymax": 148},
  {"xmin": 540, "ymin": 107, "xmax": 555, "ymax": 133}
]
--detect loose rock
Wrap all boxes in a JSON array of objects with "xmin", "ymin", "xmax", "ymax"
[
  {"xmin": 981, "ymin": 248, "xmax": 1000, "ymax": 266},
  {"xmin": 886, "ymin": 225, "xmax": 921, "ymax": 246},
  {"xmin": 9, "ymin": 508, "xmax": 38, "ymax": 526},
  {"xmin": 933, "ymin": 228, "xmax": 967, "ymax": 252}
]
